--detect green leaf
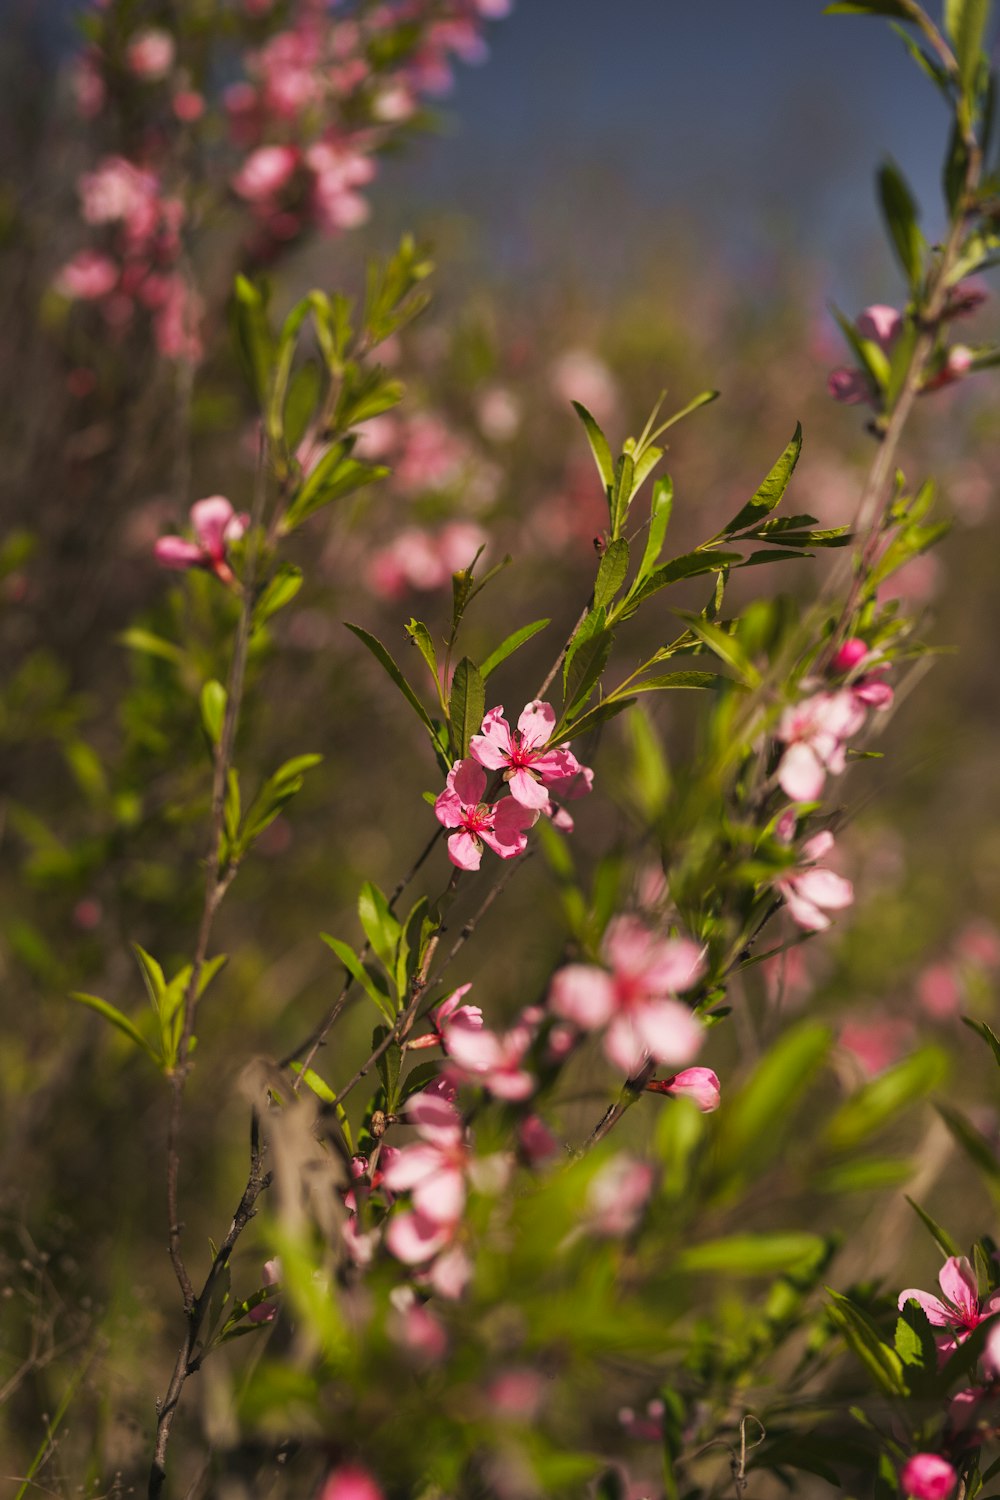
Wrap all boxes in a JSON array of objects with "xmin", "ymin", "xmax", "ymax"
[
  {"xmin": 963, "ymin": 1015, "xmax": 1000, "ymax": 1067},
  {"xmin": 283, "ymin": 360, "xmax": 322, "ymax": 452},
  {"xmin": 345, "ymin": 624, "xmax": 442, "ymax": 754},
  {"xmin": 239, "ymin": 755, "xmax": 323, "ymax": 848},
  {"xmin": 946, "ymin": 0, "xmax": 991, "ymax": 92},
  {"xmin": 282, "ymin": 440, "xmax": 384, "ymax": 533},
  {"xmin": 611, "ymin": 451, "xmax": 636, "ymax": 534},
  {"xmin": 231, "ymin": 275, "xmax": 273, "ymax": 405},
  {"xmin": 448, "ymin": 657, "xmax": 486, "ymax": 759},
  {"xmin": 635, "ymin": 475, "xmax": 674, "ymax": 583},
  {"xmin": 937, "ymin": 1101, "xmax": 1000, "ymax": 1182},
  {"xmin": 827, "ymin": 1289, "xmax": 909, "ymax": 1395},
  {"xmin": 675, "ymin": 614, "xmax": 761, "ymax": 688},
  {"xmin": 824, "ymin": 1047, "xmax": 949, "ymax": 1151},
  {"xmin": 631, "ymin": 670, "xmax": 724, "ymax": 692},
  {"xmin": 133, "ymin": 944, "xmax": 167, "ymax": 1012},
  {"xmin": 721, "ymin": 424, "xmax": 803, "ymax": 534},
  {"xmin": 200, "ymin": 680, "xmax": 227, "ymax": 748},
  {"xmin": 626, "ymin": 549, "xmax": 743, "ymax": 609},
  {"xmin": 676, "ymin": 1233, "xmax": 827, "ymax": 1276},
  {"xmin": 905, "ymin": 1196, "xmax": 962, "ymax": 1258},
  {"xmin": 358, "ymin": 881, "xmax": 402, "ymax": 977},
  {"xmin": 69, "ymin": 992, "xmax": 159, "ymax": 1062},
  {"xmin": 824, "ymin": 0, "xmax": 912, "ymax": 15},
  {"xmin": 254, "ymin": 565, "xmax": 303, "ymax": 627},
  {"xmin": 320, "ymin": 934, "xmax": 395, "ymax": 1023},
  {"xmin": 118, "ymin": 628, "xmax": 184, "ymax": 665},
  {"xmin": 878, "ymin": 159, "xmax": 925, "ymax": 291},
  {"xmin": 889, "ymin": 22, "xmax": 951, "ymax": 95},
  {"xmin": 895, "ymin": 1301, "xmax": 940, "ymax": 1376},
  {"xmin": 715, "ymin": 1023, "xmax": 832, "ymax": 1181},
  {"xmin": 480, "ymin": 619, "xmax": 550, "ymax": 680},
  {"xmin": 404, "ymin": 619, "xmax": 439, "ymax": 686},
  {"xmin": 563, "ymin": 609, "xmax": 613, "ymax": 713},
  {"xmin": 571, "ymin": 400, "xmax": 614, "ymax": 493},
  {"xmin": 593, "ymin": 539, "xmax": 630, "ymax": 612}
]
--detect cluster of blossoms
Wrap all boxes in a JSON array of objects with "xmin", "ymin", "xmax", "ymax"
[
  {"xmin": 435, "ymin": 699, "xmax": 594, "ymax": 870},
  {"xmin": 827, "ymin": 296, "xmax": 986, "ymax": 409},
  {"xmin": 58, "ymin": 0, "xmax": 512, "ymax": 358},
  {"xmin": 770, "ymin": 637, "xmax": 895, "ymax": 931}
]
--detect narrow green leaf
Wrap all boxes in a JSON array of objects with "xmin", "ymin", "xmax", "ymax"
[
  {"xmin": 133, "ymin": 944, "xmax": 166, "ymax": 1011},
  {"xmin": 721, "ymin": 424, "xmax": 803, "ymax": 534},
  {"xmin": 937, "ymin": 1101, "xmax": 1000, "ymax": 1182},
  {"xmin": 69, "ymin": 992, "xmax": 159, "ymax": 1061},
  {"xmin": 405, "ymin": 619, "xmax": 439, "ymax": 686},
  {"xmin": 200, "ymin": 681, "xmax": 227, "ymax": 748},
  {"xmin": 905, "ymin": 1197, "xmax": 962, "ymax": 1257},
  {"xmin": 946, "ymin": 0, "xmax": 991, "ymax": 92},
  {"xmin": 254, "ymin": 565, "xmax": 303, "ymax": 627},
  {"xmin": 676, "ymin": 1233, "xmax": 827, "ymax": 1276},
  {"xmin": 118, "ymin": 628, "xmax": 184, "ymax": 665},
  {"xmin": 627, "ymin": 549, "xmax": 743, "ymax": 608},
  {"xmin": 675, "ymin": 613, "xmax": 762, "ymax": 688},
  {"xmin": 824, "ymin": 1047, "xmax": 949, "ymax": 1151},
  {"xmin": 962, "ymin": 1016, "xmax": 1000, "ymax": 1067},
  {"xmin": 358, "ymin": 881, "xmax": 401, "ymax": 976},
  {"xmin": 564, "ymin": 611, "xmax": 613, "ymax": 714},
  {"xmin": 345, "ymin": 624, "xmax": 438, "ymax": 741},
  {"xmin": 635, "ymin": 475, "xmax": 674, "ymax": 582},
  {"xmin": 889, "ymin": 22, "xmax": 951, "ymax": 94},
  {"xmin": 878, "ymin": 159, "xmax": 925, "ymax": 291},
  {"xmin": 480, "ymin": 619, "xmax": 550, "ymax": 680},
  {"xmin": 827, "ymin": 1290, "xmax": 909, "ymax": 1395},
  {"xmin": 715, "ymin": 1023, "xmax": 832, "ymax": 1177},
  {"xmin": 611, "ymin": 451, "xmax": 635, "ymax": 533},
  {"xmin": 448, "ymin": 657, "xmax": 486, "ymax": 759},
  {"xmin": 824, "ymin": 1, "xmax": 912, "ymax": 15},
  {"xmin": 571, "ymin": 400, "xmax": 614, "ymax": 492},
  {"xmin": 630, "ymin": 670, "xmax": 724, "ymax": 692},
  {"xmin": 593, "ymin": 538, "xmax": 630, "ymax": 612},
  {"xmin": 320, "ymin": 934, "xmax": 395, "ymax": 1023}
]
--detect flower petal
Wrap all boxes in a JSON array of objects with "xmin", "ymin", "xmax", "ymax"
[{"xmin": 548, "ymin": 965, "xmax": 615, "ymax": 1029}]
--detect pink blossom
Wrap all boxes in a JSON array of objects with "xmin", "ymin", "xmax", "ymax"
[
  {"xmin": 173, "ymin": 90, "xmax": 206, "ymax": 122},
  {"xmin": 470, "ymin": 700, "xmax": 592, "ymax": 813},
  {"xmin": 827, "ymin": 367, "xmax": 872, "ymax": 405},
  {"xmin": 55, "ymin": 250, "xmax": 118, "ymax": 301},
  {"xmin": 957, "ymin": 919, "xmax": 1000, "ymax": 970},
  {"xmin": 549, "ymin": 916, "xmax": 705, "ymax": 1076},
  {"xmin": 518, "ymin": 1113, "xmax": 561, "ymax": 1166},
  {"xmin": 408, "ymin": 983, "xmax": 483, "ymax": 1051},
  {"xmin": 434, "ymin": 760, "xmax": 538, "ymax": 871},
  {"xmin": 232, "ymin": 145, "xmax": 299, "ymax": 202},
  {"xmin": 923, "ymin": 345, "xmax": 974, "ymax": 392},
  {"xmin": 382, "ymin": 1089, "xmax": 469, "ymax": 1231},
  {"xmin": 79, "ymin": 157, "xmax": 160, "ymax": 239},
  {"xmin": 319, "ymin": 1465, "xmax": 384, "ymax": 1500},
  {"xmin": 126, "ymin": 29, "xmax": 176, "ymax": 80},
  {"xmin": 587, "ymin": 1155, "xmax": 656, "ymax": 1236},
  {"xmin": 899, "ymin": 1455, "xmax": 958, "ymax": 1500},
  {"xmin": 898, "ymin": 1256, "xmax": 1000, "ymax": 1359},
  {"xmin": 828, "ymin": 305, "xmax": 901, "ymax": 406},
  {"xmin": 776, "ymin": 830, "xmax": 853, "ymax": 932},
  {"xmin": 775, "ymin": 690, "xmax": 866, "ymax": 801},
  {"xmin": 441, "ymin": 1008, "xmax": 536, "ymax": 1100},
  {"xmin": 646, "ymin": 1066, "xmax": 721, "ymax": 1112},
  {"xmin": 838, "ymin": 1016, "xmax": 911, "ymax": 1078},
  {"xmin": 387, "ymin": 1286, "xmax": 448, "ymax": 1360},
  {"xmin": 73, "ymin": 53, "xmax": 106, "ymax": 118},
  {"xmin": 917, "ymin": 963, "xmax": 963, "ymax": 1020},
  {"xmin": 154, "ymin": 496, "xmax": 249, "ymax": 585}
]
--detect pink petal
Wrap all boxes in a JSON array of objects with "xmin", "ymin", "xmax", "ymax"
[
  {"xmin": 548, "ymin": 964, "xmax": 615, "ymax": 1029},
  {"xmin": 154, "ymin": 536, "xmax": 204, "ymax": 570},
  {"xmin": 449, "ymin": 758, "xmax": 487, "ymax": 807},
  {"xmin": 516, "ymin": 699, "xmax": 556, "ymax": 749},
  {"xmin": 412, "ymin": 1165, "xmax": 465, "ymax": 1224},
  {"xmin": 827, "ymin": 367, "xmax": 872, "ymax": 405},
  {"xmin": 603, "ymin": 916, "xmax": 655, "ymax": 977},
  {"xmin": 604, "ymin": 1013, "xmax": 649, "ymax": 1075},
  {"xmin": 856, "ymin": 303, "xmax": 902, "ymax": 350},
  {"xmin": 793, "ymin": 867, "xmax": 854, "ymax": 912},
  {"xmin": 485, "ymin": 797, "xmax": 538, "ymax": 856},
  {"xmin": 641, "ymin": 937, "xmax": 706, "ymax": 996},
  {"xmin": 380, "ymin": 1143, "xmax": 445, "ymax": 1192},
  {"xmin": 443, "ymin": 1017, "xmax": 503, "ymax": 1071},
  {"xmin": 427, "ymin": 1243, "xmax": 472, "ymax": 1300},
  {"xmin": 446, "ymin": 830, "xmax": 482, "ymax": 870},
  {"xmin": 781, "ymin": 883, "xmax": 830, "ymax": 931},
  {"xmin": 385, "ymin": 1210, "xmax": 451, "ymax": 1265},
  {"xmin": 405, "ymin": 1090, "xmax": 464, "ymax": 1144},
  {"xmin": 484, "ymin": 1067, "xmax": 534, "ymax": 1101},
  {"xmin": 939, "ymin": 1257, "xmax": 979, "ymax": 1320},
  {"xmin": 634, "ymin": 998, "xmax": 704, "ymax": 1067},
  {"xmin": 434, "ymin": 786, "xmax": 464, "ymax": 829},
  {"xmin": 662, "ymin": 1067, "xmax": 721, "ymax": 1112},
  {"xmin": 190, "ymin": 496, "xmax": 235, "ymax": 556},
  {"xmin": 802, "ymin": 830, "xmax": 835, "ymax": 862},
  {"xmin": 507, "ymin": 766, "xmax": 550, "ymax": 810},
  {"xmin": 778, "ymin": 742, "xmax": 826, "ymax": 801},
  {"xmin": 468, "ymin": 707, "xmax": 513, "ymax": 770},
  {"xmin": 897, "ymin": 1288, "xmax": 953, "ymax": 1327}
]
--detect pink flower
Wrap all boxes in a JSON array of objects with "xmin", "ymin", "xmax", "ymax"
[
  {"xmin": 126, "ymin": 29, "xmax": 175, "ymax": 80},
  {"xmin": 434, "ymin": 760, "xmax": 538, "ymax": 871},
  {"xmin": 839, "ymin": 1016, "xmax": 911, "ymax": 1078},
  {"xmin": 828, "ymin": 305, "xmax": 902, "ymax": 407},
  {"xmin": 382, "ymin": 1089, "xmax": 469, "ymax": 1233},
  {"xmin": 548, "ymin": 916, "xmax": 705, "ymax": 1076},
  {"xmin": 898, "ymin": 1256, "xmax": 1000, "ymax": 1359},
  {"xmin": 518, "ymin": 1114, "xmax": 561, "ymax": 1166},
  {"xmin": 232, "ymin": 145, "xmax": 299, "ymax": 202},
  {"xmin": 319, "ymin": 1465, "xmax": 384, "ymax": 1500},
  {"xmin": 776, "ymin": 830, "xmax": 853, "ymax": 932},
  {"xmin": 470, "ymin": 700, "xmax": 592, "ymax": 812},
  {"xmin": 827, "ymin": 367, "xmax": 872, "ymax": 405},
  {"xmin": 917, "ymin": 963, "xmax": 963, "ymax": 1020},
  {"xmin": 830, "ymin": 637, "xmax": 869, "ymax": 674},
  {"xmin": 173, "ymin": 90, "xmax": 206, "ymax": 122},
  {"xmin": 645, "ymin": 1066, "xmax": 720, "ymax": 1112},
  {"xmin": 408, "ymin": 983, "xmax": 483, "ymax": 1050},
  {"xmin": 619, "ymin": 1398, "xmax": 666, "ymax": 1441},
  {"xmin": 587, "ymin": 1155, "xmax": 656, "ymax": 1236},
  {"xmin": 899, "ymin": 1455, "xmax": 958, "ymax": 1500},
  {"xmin": 154, "ymin": 496, "xmax": 249, "ymax": 585},
  {"xmin": 775, "ymin": 690, "xmax": 866, "ymax": 801},
  {"xmin": 441, "ymin": 1008, "xmax": 536, "ymax": 1101},
  {"xmin": 54, "ymin": 250, "xmax": 118, "ymax": 301},
  {"xmin": 923, "ymin": 345, "xmax": 974, "ymax": 392}
]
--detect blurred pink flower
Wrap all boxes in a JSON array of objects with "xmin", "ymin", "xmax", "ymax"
[
  {"xmin": 154, "ymin": 496, "xmax": 248, "ymax": 585},
  {"xmin": 917, "ymin": 962, "xmax": 963, "ymax": 1020},
  {"xmin": 775, "ymin": 690, "xmax": 865, "ymax": 801},
  {"xmin": 776, "ymin": 830, "xmax": 853, "ymax": 932},
  {"xmin": 587, "ymin": 1155, "xmax": 655, "ymax": 1236},
  {"xmin": 319, "ymin": 1465, "xmax": 384, "ymax": 1500},
  {"xmin": 55, "ymin": 250, "xmax": 118, "ymax": 300},
  {"xmin": 126, "ymin": 29, "xmax": 175, "ymax": 80},
  {"xmin": 838, "ymin": 1016, "xmax": 910, "ymax": 1078},
  {"xmin": 247, "ymin": 1257, "xmax": 280, "ymax": 1324},
  {"xmin": 549, "ymin": 916, "xmax": 705, "ymax": 1076},
  {"xmin": 434, "ymin": 760, "xmax": 538, "ymax": 871},
  {"xmin": 232, "ymin": 144, "xmax": 299, "ymax": 202}
]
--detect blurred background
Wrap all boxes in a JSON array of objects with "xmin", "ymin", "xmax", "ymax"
[{"xmin": 1, "ymin": 0, "xmax": 999, "ymax": 1493}]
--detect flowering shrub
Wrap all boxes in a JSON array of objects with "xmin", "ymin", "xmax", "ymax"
[{"xmin": 4, "ymin": 1, "xmax": 1000, "ymax": 1498}]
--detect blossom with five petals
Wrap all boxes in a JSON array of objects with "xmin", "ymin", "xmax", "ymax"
[
  {"xmin": 776, "ymin": 830, "xmax": 854, "ymax": 932},
  {"xmin": 548, "ymin": 915, "xmax": 705, "ymax": 1075},
  {"xmin": 434, "ymin": 759, "xmax": 538, "ymax": 871},
  {"xmin": 470, "ymin": 700, "xmax": 592, "ymax": 812},
  {"xmin": 775, "ymin": 690, "xmax": 866, "ymax": 802}
]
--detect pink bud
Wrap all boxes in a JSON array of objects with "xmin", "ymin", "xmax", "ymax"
[
  {"xmin": 831, "ymin": 637, "xmax": 869, "ymax": 674},
  {"xmin": 899, "ymin": 1455, "xmax": 957, "ymax": 1500},
  {"xmin": 318, "ymin": 1467, "xmax": 384, "ymax": 1500}
]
